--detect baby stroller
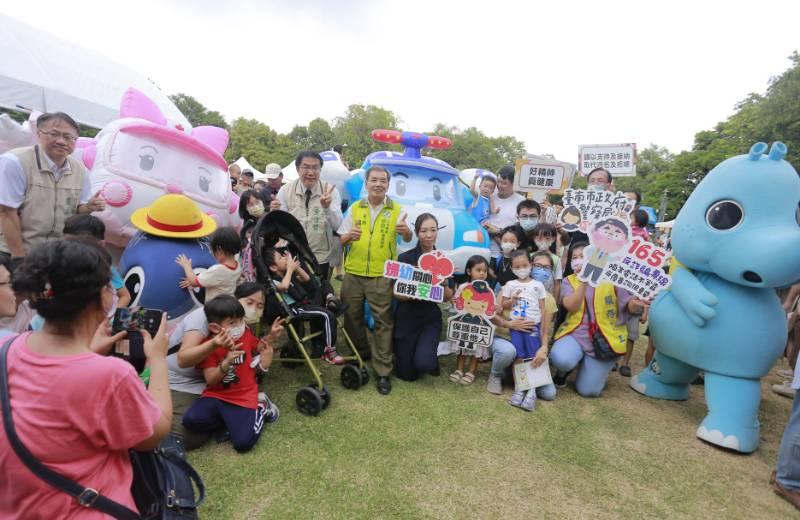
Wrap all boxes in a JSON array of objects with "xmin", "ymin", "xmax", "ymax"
[{"xmin": 252, "ymin": 210, "xmax": 368, "ymax": 416}]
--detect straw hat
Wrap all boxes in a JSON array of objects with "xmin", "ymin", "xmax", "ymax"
[{"xmin": 130, "ymin": 194, "xmax": 217, "ymax": 239}]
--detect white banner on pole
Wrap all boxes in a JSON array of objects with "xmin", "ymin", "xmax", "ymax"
[{"xmin": 578, "ymin": 143, "xmax": 637, "ymax": 177}]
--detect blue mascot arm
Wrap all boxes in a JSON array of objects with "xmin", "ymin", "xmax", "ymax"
[{"xmin": 669, "ymin": 267, "xmax": 718, "ymax": 327}]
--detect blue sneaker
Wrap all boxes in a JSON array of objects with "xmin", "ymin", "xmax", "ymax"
[
  {"xmin": 520, "ymin": 389, "xmax": 536, "ymax": 411},
  {"xmin": 258, "ymin": 392, "xmax": 280, "ymax": 424},
  {"xmin": 509, "ymin": 390, "xmax": 525, "ymax": 407}
]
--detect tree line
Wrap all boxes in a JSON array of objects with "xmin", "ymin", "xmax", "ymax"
[
  {"xmin": 174, "ymin": 52, "xmax": 800, "ymax": 221},
  {"xmin": 3, "ymin": 52, "xmax": 797, "ymax": 222},
  {"xmin": 170, "ymin": 94, "xmax": 528, "ymax": 175}
]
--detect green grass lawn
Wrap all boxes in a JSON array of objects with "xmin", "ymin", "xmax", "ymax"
[{"xmin": 188, "ymin": 330, "xmax": 797, "ymax": 519}]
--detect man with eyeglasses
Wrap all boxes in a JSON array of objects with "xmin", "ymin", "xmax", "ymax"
[
  {"xmin": 0, "ymin": 112, "xmax": 105, "ymax": 267},
  {"xmin": 274, "ymin": 151, "xmax": 343, "ymax": 281}
]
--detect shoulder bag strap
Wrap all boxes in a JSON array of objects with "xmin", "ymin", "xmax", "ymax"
[{"xmin": 0, "ymin": 339, "xmax": 140, "ymax": 520}]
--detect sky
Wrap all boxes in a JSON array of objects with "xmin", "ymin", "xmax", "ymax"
[{"xmin": 4, "ymin": 0, "xmax": 800, "ymax": 164}]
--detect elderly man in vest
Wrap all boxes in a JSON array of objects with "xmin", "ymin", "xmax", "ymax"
[
  {"xmin": 273, "ymin": 151, "xmax": 343, "ymax": 281},
  {"xmin": 0, "ymin": 112, "xmax": 105, "ymax": 267},
  {"xmin": 338, "ymin": 166, "xmax": 412, "ymax": 395}
]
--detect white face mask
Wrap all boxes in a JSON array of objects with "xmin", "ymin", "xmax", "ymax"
[
  {"xmin": 571, "ymin": 259, "xmax": 585, "ymax": 272},
  {"xmin": 228, "ymin": 322, "xmax": 246, "ymax": 340},
  {"xmin": 535, "ymin": 239, "xmax": 553, "ymax": 251},
  {"xmin": 512, "ymin": 268, "xmax": 531, "ymax": 280},
  {"xmin": 248, "ymin": 202, "xmax": 265, "ymax": 218},
  {"xmin": 243, "ymin": 305, "xmax": 263, "ymax": 325},
  {"xmin": 588, "ymin": 183, "xmax": 605, "ymax": 192},
  {"xmin": 501, "ymin": 242, "xmax": 517, "ymax": 254}
]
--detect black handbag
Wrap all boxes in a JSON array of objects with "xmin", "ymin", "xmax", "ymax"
[
  {"xmin": 586, "ymin": 300, "xmax": 622, "ymax": 362},
  {"xmin": 0, "ymin": 338, "xmax": 205, "ymax": 519}
]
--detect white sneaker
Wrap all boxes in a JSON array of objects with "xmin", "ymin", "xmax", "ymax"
[{"xmin": 486, "ymin": 374, "xmax": 502, "ymax": 395}]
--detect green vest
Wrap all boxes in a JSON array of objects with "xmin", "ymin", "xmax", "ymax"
[{"xmin": 344, "ymin": 197, "xmax": 401, "ymax": 277}]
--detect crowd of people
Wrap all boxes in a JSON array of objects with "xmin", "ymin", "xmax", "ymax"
[{"xmin": 0, "ymin": 111, "xmax": 798, "ymax": 515}]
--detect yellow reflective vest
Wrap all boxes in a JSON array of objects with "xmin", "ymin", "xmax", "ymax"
[
  {"xmin": 344, "ymin": 197, "xmax": 402, "ymax": 277},
  {"xmin": 554, "ymin": 274, "xmax": 627, "ymax": 354}
]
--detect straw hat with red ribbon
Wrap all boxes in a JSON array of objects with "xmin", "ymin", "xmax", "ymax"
[{"xmin": 130, "ymin": 194, "xmax": 217, "ymax": 239}]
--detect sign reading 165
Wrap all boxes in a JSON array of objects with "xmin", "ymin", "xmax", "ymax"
[{"xmin": 627, "ymin": 240, "xmax": 668, "ymax": 267}]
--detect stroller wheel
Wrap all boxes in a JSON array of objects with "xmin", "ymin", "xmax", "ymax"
[
  {"xmin": 360, "ymin": 366, "xmax": 370, "ymax": 386},
  {"xmin": 311, "ymin": 383, "xmax": 332, "ymax": 410},
  {"xmin": 296, "ymin": 387, "xmax": 323, "ymax": 416},
  {"xmin": 341, "ymin": 365, "xmax": 363, "ymax": 390}
]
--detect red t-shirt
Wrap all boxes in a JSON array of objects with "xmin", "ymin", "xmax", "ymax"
[
  {"xmin": 198, "ymin": 330, "xmax": 259, "ymax": 409},
  {"xmin": 0, "ymin": 333, "xmax": 161, "ymax": 519}
]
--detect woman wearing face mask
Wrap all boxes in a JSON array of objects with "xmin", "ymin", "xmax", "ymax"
[
  {"xmin": 169, "ymin": 283, "xmax": 283, "ymax": 450},
  {"xmin": 0, "ymin": 240, "xmax": 172, "ymax": 518},
  {"xmin": 238, "ymin": 189, "xmax": 271, "ymax": 228},
  {"xmin": 392, "ymin": 213, "xmax": 454, "ymax": 381},
  {"xmin": 549, "ymin": 242, "xmax": 644, "ymax": 397},
  {"xmin": 531, "ymin": 251, "xmax": 558, "ymax": 318},
  {"xmin": 490, "ymin": 226, "xmax": 525, "ymax": 289},
  {"xmin": 235, "ymin": 282, "xmax": 266, "ymax": 333},
  {"xmin": 530, "ymin": 223, "xmax": 564, "ymax": 303}
]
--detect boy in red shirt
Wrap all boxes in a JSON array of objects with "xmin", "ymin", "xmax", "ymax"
[{"xmin": 182, "ymin": 295, "xmax": 273, "ymax": 452}]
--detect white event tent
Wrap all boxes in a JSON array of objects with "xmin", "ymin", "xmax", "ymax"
[{"xmin": 0, "ymin": 13, "xmax": 189, "ymax": 129}]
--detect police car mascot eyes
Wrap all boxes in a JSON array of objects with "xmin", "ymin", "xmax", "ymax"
[{"xmin": 630, "ymin": 142, "xmax": 800, "ymax": 453}]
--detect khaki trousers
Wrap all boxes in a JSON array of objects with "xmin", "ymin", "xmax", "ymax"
[{"xmin": 341, "ymin": 273, "xmax": 394, "ymax": 377}]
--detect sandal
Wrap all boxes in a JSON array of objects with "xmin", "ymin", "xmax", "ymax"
[
  {"xmin": 460, "ymin": 372, "xmax": 476, "ymax": 385},
  {"xmin": 449, "ymin": 370, "xmax": 463, "ymax": 383}
]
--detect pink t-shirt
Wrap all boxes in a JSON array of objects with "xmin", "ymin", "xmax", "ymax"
[
  {"xmin": 631, "ymin": 225, "xmax": 651, "ymax": 242},
  {"xmin": 0, "ymin": 333, "xmax": 161, "ymax": 519}
]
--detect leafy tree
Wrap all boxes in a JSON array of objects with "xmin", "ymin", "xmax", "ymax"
[
  {"xmin": 426, "ymin": 125, "xmax": 527, "ymax": 172},
  {"xmin": 169, "ymin": 94, "xmax": 228, "ymax": 129},
  {"xmin": 287, "ymin": 125, "xmax": 310, "ymax": 149},
  {"xmin": 307, "ymin": 117, "xmax": 335, "ymax": 151},
  {"xmin": 332, "ymin": 105, "xmax": 401, "ymax": 167},
  {"xmin": 225, "ymin": 118, "xmax": 298, "ymax": 169}
]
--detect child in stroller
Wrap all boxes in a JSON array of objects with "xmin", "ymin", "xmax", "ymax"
[{"xmin": 262, "ymin": 247, "xmax": 344, "ymax": 364}]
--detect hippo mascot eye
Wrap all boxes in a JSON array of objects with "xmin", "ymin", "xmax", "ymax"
[
  {"xmin": 705, "ymin": 200, "xmax": 743, "ymax": 230},
  {"xmin": 630, "ymin": 141, "xmax": 800, "ymax": 454}
]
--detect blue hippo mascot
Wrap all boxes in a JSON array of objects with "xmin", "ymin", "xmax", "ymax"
[
  {"xmin": 630, "ymin": 142, "xmax": 800, "ymax": 453},
  {"xmin": 120, "ymin": 194, "xmax": 217, "ymax": 321}
]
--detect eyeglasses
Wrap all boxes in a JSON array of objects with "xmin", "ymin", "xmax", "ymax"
[
  {"xmin": 38, "ymin": 129, "xmax": 79, "ymax": 142},
  {"xmin": 299, "ymin": 165, "xmax": 321, "ymax": 172}
]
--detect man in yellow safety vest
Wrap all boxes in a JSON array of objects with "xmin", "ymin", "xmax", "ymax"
[{"xmin": 338, "ymin": 166, "xmax": 412, "ymax": 395}]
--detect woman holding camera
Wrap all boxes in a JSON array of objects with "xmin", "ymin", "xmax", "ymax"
[{"xmin": 0, "ymin": 239, "xmax": 171, "ymax": 518}]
